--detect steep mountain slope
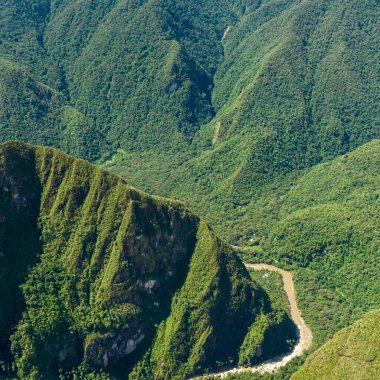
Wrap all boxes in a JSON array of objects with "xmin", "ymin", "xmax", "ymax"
[
  {"xmin": 263, "ymin": 140, "xmax": 380, "ymax": 345},
  {"xmin": 291, "ymin": 309, "xmax": 380, "ymax": 380},
  {"xmin": 0, "ymin": 58, "xmax": 101, "ymax": 161},
  {"xmin": 1, "ymin": 1, "xmax": 378, "ymax": 243},
  {"xmin": 106, "ymin": 0, "xmax": 380, "ymax": 242},
  {"xmin": 217, "ymin": 141, "xmax": 380, "ymax": 378},
  {"xmin": 0, "ymin": 141, "xmax": 295, "ymax": 380},
  {"xmin": 0, "ymin": 0, "xmax": 245, "ymax": 157},
  {"xmin": 1, "ymin": 1, "xmax": 379, "ymax": 378}
]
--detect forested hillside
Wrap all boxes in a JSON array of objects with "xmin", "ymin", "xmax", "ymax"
[
  {"xmin": 0, "ymin": 1, "xmax": 378, "ymax": 244},
  {"xmin": 265, "ymin": 140, "xmax": 380, "ymax": 345},
  {"xmin": 104, "ymin": 0, "xmax": 380, "ymax": 242},
  {"xmin": 0, "ymin": 1, "xmax": 379, "ymax": 378},
  {"xmin": 0, "ymin": 141, "xmax": 295, "ymax": 379},
  {"xmin": 220, "ymin": 140, "xmax": 380, "ymax": 379},
  {"xmin": 0, "ymin": 58, "xmax": 101, "ymax": 160},
  {"xmin": 0, "ymin": 0, "xmax": 244, "ymax": 159}
]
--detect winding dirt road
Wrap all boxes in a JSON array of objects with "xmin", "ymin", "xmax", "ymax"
[{"xmin": 194, "ymin": 263, "xmax": 313, "ymax": 378}]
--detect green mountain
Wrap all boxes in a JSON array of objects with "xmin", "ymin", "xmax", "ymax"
[
  {"xmin": 291, "ymin": 309, "xmax": 380, "ymax": 380},
  {"xmin": 0, "ymin": 0, "xmax": 378, "ymax": 242},
  {"xmin": 0, "ymin": 0, "xmax": 379, "ymax": 378},
  {"xmin": 0, "ymin": 141, "xmax": 295, "ymax": 379},
  {"xmin": 0, "ymin": 58, "xmax": 101, "ymax": 161},
  {"xmin": 0, "ymin": 0, "xmax": 243, "ymax": 158},
  {"xmin": 215, "ymin": 140, "xmax": 380, "ymax": 380},
  {"xmin": 263, "ymin": 140, "xmax": 380, "ymax": 345},
  {"xmin": 104, "ymin": 0, "xmax": 380, "ymax": 242}
]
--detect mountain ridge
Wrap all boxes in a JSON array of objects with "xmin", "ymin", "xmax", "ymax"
[
  {"xmin": 0, "ymin": 141, "xmax": 295, "ymax": 379},
  {"xmin": 0, "ymin": 0, "xmax": 379, "ymax": 378}
]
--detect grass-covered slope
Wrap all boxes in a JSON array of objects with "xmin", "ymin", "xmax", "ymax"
[
  {"xmin": 291, "ymin": 309, "xmax": 380, "ymax": 380},
  {"xmin": 0, "ymin": 141, "xmax": 295, "ymax": 379},
  {"xmin": 264, "ymin": 140, "xmax": 380, "ymax": 345}
]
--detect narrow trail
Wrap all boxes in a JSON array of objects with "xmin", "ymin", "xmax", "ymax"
[{"xmin": 193, "ymin": 263, "xmax": 313, "ymax": 378}]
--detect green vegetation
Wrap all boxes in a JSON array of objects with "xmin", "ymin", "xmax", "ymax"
[
  {"xmin": 106, "ymin": 0, "xmax": 380, "ymax": 244},
  {"xmin": 0, "ymin": 0, "xmax": 243, "ymax": 161},
  {"xmin": 0, "ymin": 0, "xmax": 379, "ymax": 378},
  {"xmin": 248, "ymin": 270, "xmax": 288, "ymax": 314},
  {"xmin": 0, "ymin": 141, "xmax": 295, "ymax": 379},
  {"xmin": 265, "ymin": 140, "xmax": 380, "ymax": 345},
  {"xmin": 214, "ymin": 140, "xmax": 380, "ymax": 378},
  {"xmin": 0, "ymin": 1, "xmax": 379, "ymax": 243},
  {"xmin": 292, "ymin": 309, "xmax": 380, "ymax": 380},
  {"xmin": 0, "ymin": 58, "xmax": 102, "ymax": 160},
  {"xmin": 238, "ymin": 269, "xmax": 295, "ymax": 367}
]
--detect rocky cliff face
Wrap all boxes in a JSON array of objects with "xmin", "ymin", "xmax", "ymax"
[{"xmin": 0, "ymin": 141, "xmax": 294, "ymax": 379}]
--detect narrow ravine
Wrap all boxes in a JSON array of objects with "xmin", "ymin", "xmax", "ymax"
[{"xmin": 193, "ymin": 263, "xmax": 313, "ymax": 378}]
